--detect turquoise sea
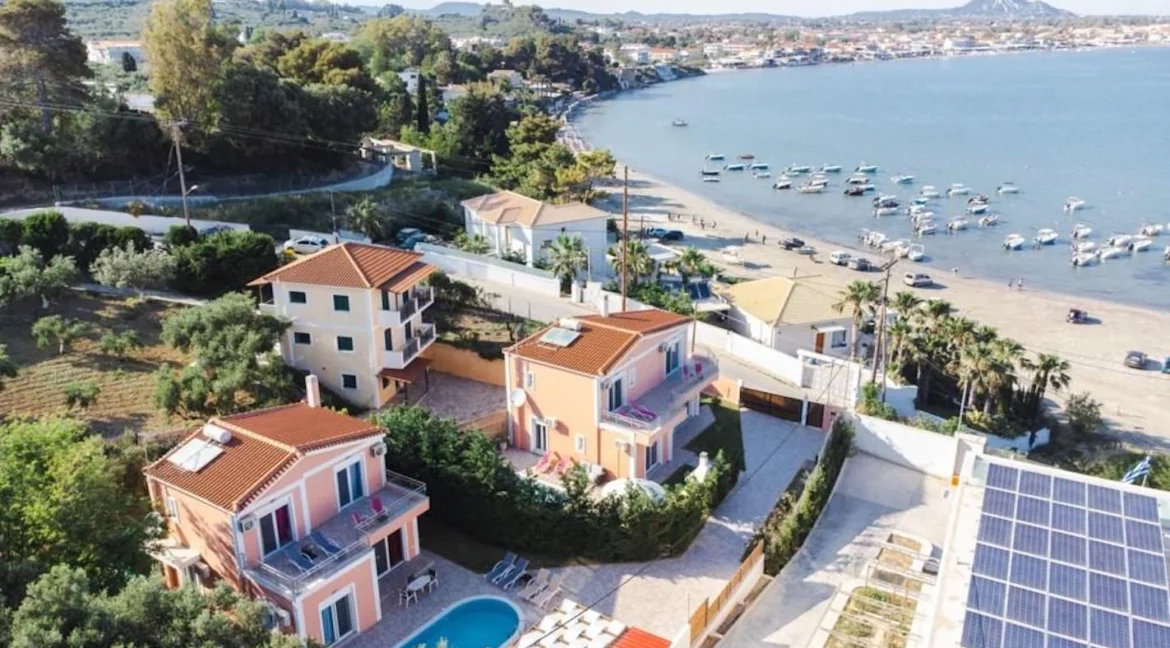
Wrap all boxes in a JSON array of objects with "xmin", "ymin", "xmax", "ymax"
[{"xmin": 574, "ymin": 47, "xmax": 1170, "ymax": 309}]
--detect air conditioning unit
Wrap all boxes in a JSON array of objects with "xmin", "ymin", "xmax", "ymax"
[
  {"xmin": 237, "ymin": 517, "xmax": 255, "ymax": 532},
  {"xmin": 544, "ymin": 417, "xmax": 558, "ymax": 429},
  {"xmin": 270, "ymin": 606, "xmax": 292, "ymax": 627},
  {"xmin": 371, "ymin": 442, "xmax": 387, "ymax": 457}
]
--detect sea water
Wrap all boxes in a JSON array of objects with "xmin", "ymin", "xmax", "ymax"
[{"xmin": 575, "ymin": 47, "xmax": 1170, "ymax": 309}]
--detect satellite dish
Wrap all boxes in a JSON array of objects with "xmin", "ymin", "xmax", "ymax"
[{"xmin": 509, "ymin": 389, "xmax": 527, "ymax": 408}]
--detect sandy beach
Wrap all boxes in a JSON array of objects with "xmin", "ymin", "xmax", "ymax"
[{"xmin": 594, "ymin": 164, "xmax": 1170, "ymax": 449}]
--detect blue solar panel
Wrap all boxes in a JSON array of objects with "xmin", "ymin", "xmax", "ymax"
[
  {"xmin": 1090, "ymin": 607, "xmax": 1131, "ymax": 648},
  {"xmin": 1016, "ymin": 496, "xmax": 1050, "ymax": 526},
  {"xmin": 979, "ymin": 515, "xmax": 1013, "ymax": 548},
  {"xmin": 1006, "ymin": 586, "xmax": 1045, "ymax": 628},
  {"xmin": 1009, "ymin": 554, "xmax": 1048, "ymax": 590},
  {"xmin": 1128, "ymin": 550, "xmax": 1168, "ymax": 586},
  {"xmin": 1019, "ymin": 471, "xmax": 1052, "ymax": 498},
  {"xmin": 1051, "ymin": 563, "xmax": 1088, "ymax": 600},
  {"xmin": 1003, "ymin": 622, "xmax": 1044, "ymax": 648},
  {"xmin": 1013, "ymin": 524, "xmax": 1049, "ymax": 557},
  {"xmin": 1053, "ymin": 503, "xmax": 1087, "ymax": 534},
  {"xmin": 1126, "ymin": 520, "xmax": 1163, "ymax": 553},
  {"xmin": 1052, "ymin": 531, "xmax": 1087, "ymax": 566},
  {"xmin": 973, "ymin": 544, "xmax": 1011, "ymax": 580},
  {"xmin": 1133, "ymin": 619, "xmax": 1170, "ymax": 648},
  {"xmin": 1089, "ymin": 511, "xmax": 1126, "ymax": 543},
  {"xmin": 1090, "ymin": 485, "xmax": 1124, "ymax": 514},
  {"xmin": 968, "ymin": 576, "xmax": 1007, "ymax": 616},
  {"xmin": 987, "ymin": 464, "xmax": 1020, "ymax": 491},
  {"xmin": 1091, "ymin": 540, "xmax": 1129, "ymax": 577},
  {"xmin": 1091, "ymin": 572, "xmax": 1131, "ymax": 612},
  {"xmin": 1047, "ymin": 597, "xmax": 1088, "ymax": 639},
  {"xmin": 984, "ymin": 488, "xmax": 1016, "ymax": 518},
  {"xmin": 1130, "ymin": 582, "xmax": 1170, "ymax": 622},
  {"xmin": 1124, "ymin": 492, "xmax": 1160, "ymax": 522},
  {"xmin": 962, "ymin": 611, "xmax": 1003, "ymax": 648},
  {"xmin": 1054, "ymin": 477, "xmax": 1087, "ymax": 506},
  {"xmin": 1047, "ymin": 638, "xmax": 1088, "ymax": 648}
]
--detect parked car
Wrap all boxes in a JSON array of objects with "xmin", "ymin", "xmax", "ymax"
[
  {"xmin": 1125, "ymin": 350, "xmax": 1148, "ymax": 370},
  {"xmin": 847, "ymin": 257, "xmax": 873, "ymax": 272},
  {"xmin": 780, "ymin": 237, "xmax": 806, "ymax": 250},
  {"xmin": 1066, "ymin": 308, "xmax": 1089, "ymax": 324},
  {"xmin": 1162, "ymin": 357, "xmax": 1170, "ymax": 374},
  {"xmin": 647, "ymin": 227, "xmax": 684, "ymax": 241},
  {"xmin": 829, "ymin": 250, "xmax": 852, "ymax": 266},
  {"xmin": 902, "ymin": 272, "xmax": 932, "ymax": 288},
  {"xmin": 199, "ymin": 225, "xmax": 235, "ymax": 237},
  {"xmin": 284, "ymin": 235, "xmax": 329, "ymax": 255}
]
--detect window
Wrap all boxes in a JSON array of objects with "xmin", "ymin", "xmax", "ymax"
[
  {"xmin": 165, "ymin": 496, "xmax": 180, "ymax": 521},
  {"xmin": 607, "ymin": 378, "xmax": 624, "ymax": 411},
  {"xmin": 293, "ymin": 332, "xmax": 311, "ymax": 345},
  {"xmin": 830, "ymin": 330, "xmax": 848, "ymax": 348},
  {"xmin": 336, "ymin": 336, "xmax": 354, "ymax": 352},
  {"xmin": 319, "ymin": 591, "xmax": 355, "ymax": 645},
  {"xmin": 373, "ymin": 529, "xmax": 405, "ymax": 575},
  {"xmin": 645, "ymin": 440, "xmax": 660, "ymax": 471},
  {"xmin": 335, "ymin": 460, "xmax": 365, "ymax": 509},
  {"xmin": 381, "ymin": 290, "xmax": 390, "ymax": 311},
  {"xmin": 575, "ymin": 435, "xmax": 585, "ymax": 453},
  {"xmin": 532, "ymin": 418, "xmax": 548, "ymax": 453},
  {"xmin": 665, "ymin": 341, "xmax": 681, "ymax": 375},
  {"xmin": 258, "ymin": 504, "xmax": 293, "ymax": 557},
  {"xmin": 333, "ymin": 295, "xmax": 350, "ymax": 312},
  {"xmin": 289, "ymin": 291, "xmax": 307, "ymax": 304},
  {"xmin": 341, "ymin": 374, "xmax": 357, "ymax": 390},
  {"xmin": 525, "ymin": 366, "xmax": 535, "ymax": 389},
  {"xmin": 384, "ymin": 329, "xmax": 393, "ymax": 351}
]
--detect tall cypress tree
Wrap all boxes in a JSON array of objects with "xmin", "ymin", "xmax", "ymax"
[{"xmin": 415, "ymin": 73, "xmax": 429, "ymax": 134}]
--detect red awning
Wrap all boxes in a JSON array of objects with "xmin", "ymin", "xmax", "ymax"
[{"xmin": 611, "ymin": 628, "xmax": 671, "ymax": 648}]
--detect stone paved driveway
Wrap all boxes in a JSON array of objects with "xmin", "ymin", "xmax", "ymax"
[{"xmin": 416, "ymin": 372, "xmax": 505, "ymax": 423}]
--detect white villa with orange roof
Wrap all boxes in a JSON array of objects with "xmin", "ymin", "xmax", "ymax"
[
  {"xmin": 462, "ymin": 190, "xmax": 612, "ymax": 279},
  {"xmin": 248, "ymin": 242, "xmax": 437, "ymax": 408}
]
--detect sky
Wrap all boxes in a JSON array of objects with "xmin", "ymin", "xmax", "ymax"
[{"xmin": 390, "ymin": 0, "xmax": 1170, "ymax": 17}]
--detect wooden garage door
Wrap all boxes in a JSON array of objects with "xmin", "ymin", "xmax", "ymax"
[{"xmin": 740, "ymin": 387, "xmax": 803, "ymax": 422}]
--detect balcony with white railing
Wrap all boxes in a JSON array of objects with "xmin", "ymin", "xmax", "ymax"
[
  {"xmin": 248, "ymin": 470, "xmax": 428, "ymax": 599},
  {"xmin": 600, "ymin": 355, "xmax": 718, "ymax": 434},
  {"xmin": 382, "ymin": 323, "xmax": 437, "ymax": 370},
  {"xmin": 378, "ymin": 286, "xmax": 435, "ymax": 328}
]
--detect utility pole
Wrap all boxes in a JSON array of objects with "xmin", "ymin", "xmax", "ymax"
[
  {"xmin": 871, "ymin": 259, "xmax": 896, "ymax": 387},
  {"xmin": 170, "ymin": 121, "xmax": 191, "ymax": 229},
  {"xmin": 621, "ymin": 165, "xmax": 629, "ymax": 311}
]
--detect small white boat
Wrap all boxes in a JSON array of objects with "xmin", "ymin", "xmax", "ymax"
[
  {"xmin": 1107, "ymin": 234, "xmax": 1133, "ymax": 248},
  {"xmin": 891, "ymin": 174, "xmax": 915, "ymax": 184},
  {"xmin": 909, "ymin": 204, "xmax": 932, "ymax": 215},
  {"xmin": 860, "ymin": 230, "xmax": 888, "ymax": 248},
  {"xmin": 1164, "ymin": 245, "xmax": 1170, "ymax": 261},
  {"xmin": 820, "ymin": 164, "xmax": 842, "ymax": 173},
  {"xmin": 1071, "ymin": 252, "xmax": 1099, "ymax": 267},
  {"xmin": 1003, "ymin": 234, "xmax": 1028, "ymax": 250},
  {"xmin": 860, "ymin": 183, "xmax": 877, "ymax": 193},
  {"xmin": 846, "ymin": 174, "xmax": 869, "ymax": 185},
  {"xmin": 874, "ymin": 194, "xmax": 898, "ymax": 204},
  {"xmin": 753, "ymin": 171, "xmax": 772, "ymax": 179},
  {"xmin": 749, "ymin": 162, "xmax": 770, "ymax": 171},
  {"xmin": 1073, "ymin": 241, "xmax": 1097, "ymax": 253},
  {"xmin": 947, "ymin": 184, "xmax": 971, "ymax": 196},
  {"xmin": 882, "ymin": 238, "xmax": 908, "ymax": 254},
  {"xmin": 911, "ymin": 197, "xmax": 930, "ymax": 207},
  {"xmin": 892, "ymin": 240, "xmax": 913, "ymax": 258},
  {"xmin": 1072, "ymin": 224, "xmax": 1093, "ymax": 239},
  {"xmin": 724, "ymin": 163, "xmax": 746, "ymax": 171},
  {"xmin": 967, "ymin": 203, "xmax": 989, "ymax": 215},
  {"xmin": 706, "ymin": 153, "xmax": 726, "ymax": 161},
  {"xmin": 672, "ymin": 119, "xmax": 688, "ymax": 127},
  {"xmin": 874, "ymin": 207, "xmax": 899, "ymax": 217},
  {"xmin": 916, "ymin": 222, "xmax": 937, "ymax": 236},
  {"xmin": 1035, "ymin": 228, "xmax": 1058, "ymax": 245},
  {"xmin": 702, "ymin": 176, "xmax": 721, "ymax": 183},
  {"xmin": 920, "ymin": 186, "xmax": 941, "ymax": 199},
  {"xmin": 856, "ymin": 163, "xmax": 879, "ymax": 173},
  {"xmin": 1131, "ymin": 236, "xmax": 1153, "ymax": 252},
  {"xmin": 809, "ymin": 178, "xmax": 829, "ymax": 188},
  {"xmin": 997, "ymin": 182, "xmax": 1020, "ymax": 194},
  {"xmin": 772, "ymin": 178, "xmax": 792, "ymax": 190},
  {"xmin": 907, "ymin": 243, "xmax": 926, "ymax": 262},
  {"xmin": 1100, "ymin": 246, "xmax": 1130, "ymax": 260},
  {"xmin": 1140, "ymin": 223, "xmax": 1164, "ymax": 237},
  {"xmin": 786, "ymin": 164, "xmax": 812, "ymax": 175},
  {"xmin": 948, "ymin": 217, "xmax": 969, "ymax": 232},
  {"xmin": 978, "ymin": 214, "xmax": 1000, "ymax": 227},
  {"xmin": 1064, "ymin": 197, "xmax": 1087, "ymax": 212},
  {"xmin": 797, "ymin": 183, "xmax": 825, "ymax": 194}
]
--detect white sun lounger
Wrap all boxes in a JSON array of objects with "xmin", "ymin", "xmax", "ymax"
[{"xmin": 538, "ymin": 629, "xmax": 563, "ymax": 648}]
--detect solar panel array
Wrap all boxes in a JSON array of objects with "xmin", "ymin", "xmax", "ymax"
[{"xmin": 961, "ymin": 463, "xmax": 1170, "ymax": 648}]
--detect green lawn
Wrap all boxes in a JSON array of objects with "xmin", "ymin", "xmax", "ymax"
[
  {"xmin": 418, "ymin": 516, "xmax": 573, "ymax": 573},
  {"xmin": 685, "ymin": 397, "xmax": 746, "ymax": 473}
]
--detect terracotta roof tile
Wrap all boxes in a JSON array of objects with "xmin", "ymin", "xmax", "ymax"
[
  {"xmin": 144, "ymin": 403, "xmax": 383, "ymax": 511},
  {"xmin": 383, "ymin": 262, "xmax": 437, "ymax": 293},
  {"xmin": 461, "ymin": 191, "xmax": 609, "ymax": 228},
  {"xmin": 612, "ymin": 628, "xmax": 671, "ymax": 648},
  {"xmin": 248, "ymin": 242, "xmax": 430, "ymax": 291},
  {"xmin": 508, "ymin": 309, "xmax": 690, "ymax": 376}
]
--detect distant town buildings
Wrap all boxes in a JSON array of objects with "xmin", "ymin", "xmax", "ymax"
[{"xmin": 85, "ymin": 40, "xmax": 144, "ymax": 66}]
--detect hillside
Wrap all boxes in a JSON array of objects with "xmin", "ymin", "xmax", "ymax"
[{"xmin": 64, "ymin": 0, "xmax": 370, "ymax": 39}]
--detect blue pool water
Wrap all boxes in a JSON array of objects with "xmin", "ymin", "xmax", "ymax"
[{"xmin": 396, "ymin": 597, "xmax": 521, "ymax": 648}]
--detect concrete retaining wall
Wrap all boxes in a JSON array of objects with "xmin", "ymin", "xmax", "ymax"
[
  {"xmin": 851, "ymin": 413, "xmax": 960, "ymax": 480},
  {"xmin": 695, "ymin": 322, "xmax": 804, "ymax": 385},
  {"xmin": 421, "ymin": 342, "xmax": 506, "ymax": 386},
  {"xmin": 417, "ymin": 243, "xmax": 561, "ymax": 297}
]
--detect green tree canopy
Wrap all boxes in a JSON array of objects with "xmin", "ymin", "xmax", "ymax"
[
  {"xmin": 0, "ymin": 245, "xmax": 77, "ymax": 308},
  {"xmin": 143, "ymin": 0, "xmax": 235, "ymax": 125},
  {"xmin": 0, "ymin": 0, "xmax": 90, "ymax": 134},
  {"xmin": 90, "ymin": 242, "xmax": 177, "ymax": 294},
  {"xmin": 355, "ymin": 14, "xmax": 453, "ymax": 75}
]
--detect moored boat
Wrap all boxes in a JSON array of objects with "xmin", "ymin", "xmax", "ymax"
[
  {"xmin": 844, "ymin": 186, "xmax": 866, "ymax": 196},
  {"xmin": 967, "ymin": 203, "xmax": 989, "ymax": 215},
  {"xmin": 978, "ymin": 214, "xmax": 1000, "ymax": 227},
  {"xmin": 874, "ymin": 206, "xmax": 899, "ymax": 217},
  {"xmin": 786, "ymin": 164, "xmax": 812, "ymax": 175},
  {"xmin": 860, "ymin": 183, "xmax": 877, "ymax": 193},
  {"xmin": 1131, "ymin": 236, "xmax": 1154, "ymax": 252},
  {"xmin": 1107, "ymin": 234, "xmax": 1133, "ymax": 248},
  {"xmin": 706, "ymin": 153, "xmax": 726, "ymax": 161},
  {"xmin": 1100, "ymin": 246, "xmax": 1130, "ymax": 260},
  {"xmin": 1003, "ymin": 234, "xmax": 1027, "ymax": 250},
  {"xmin": 738, "ymin": 153, "xmax": 755, "ymax": 160},
  {"xmin": 891, "ymin": 174, "xmax": 915, "ymax": 184},
  {"xmin": 846, "ymin": 174, "xmax": 869, "ymax": 185},
  {"xmin": 1035, "ymin": 228, "xmax": 1058, "ymax": 245},
  {"xmin": 920, "ymin": 186, "xmax": 941, "ymax": 199},
  {"xmin": 947, "ymin": 183, "xmax": 971, "ymax": 196},
  {"xmin": 702, "ymin": 176, "xmax": 721, "ymax": 183},
  {"xmin": 773, "ymin": 178, "xmax": 793, "ymax": 190},
  {"xmin": 916, "ymin": 222, "xmax": 937, "ymax": 236},
  {"xmin": 907, "ymin": 243, "xmax": 926, "ymax": 261},
  {"xmin": 700, "ymin": 169, "xmax": 721, "ymax": 177},
  {"xmin": 724, "ymin": 163, "xmax": 746, "ymax": 171},
  {"xmin": 1064, "ymin": 197, "xmax": 1087, "ymax": 212},
  {"xmin": 856, "ymin": 163, "xmax": 879, "ymax": 173},
  {"xmin": 749, "ymin": 162, "xmax": 769, "ymax": 171},
  {"xmin": 1140, "ymin": 223, "xmax": 1164, "ymax": 237},
  {"xmin": 1073, "ymin": 240, "xmax": 1097, "ymax": 254},
  {"xmin": 753, "ymin": 171, "xmax": 772, "ymax": 179},
  {"xmin": 672, "ymin": 119, "xmax": 688, "ymax": 127},
  {"xmin": 1071, "ymin": 252, "xmax": 1099, "ymax": 267},
  {"xmin": 797, "ymin": 183, "xmax": 825, "ymax": 194},
  {"xmin": 997, "ymin": 182, "xmax": 1020, "ymax": 194},
  {"xmin": 948, "ymin": 217, "xmax": 969, "ymax": 232},
  {"xmin": 820, "ymin": 164, "xmax": 842, "ymax": 173},
  {"xmin": 1072, "ymin": 224, "xmax": 1092, "ymax": 239}
]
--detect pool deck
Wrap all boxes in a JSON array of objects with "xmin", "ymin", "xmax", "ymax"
[{"xmin": 344, "ymin": 551, "xmax": 542, "ymax": 648}]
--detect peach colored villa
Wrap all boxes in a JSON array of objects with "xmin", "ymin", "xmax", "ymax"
[
  {"xmin": 249, "ymin": 242, "xmax": 437, "ymax": 409},
  {"xmin": 504, "ymin": 308, "xmax": 716, "ymax": 481},
  {"xmin": 144, "ymin": 377, "xmax": 429, "ymax": 646}
]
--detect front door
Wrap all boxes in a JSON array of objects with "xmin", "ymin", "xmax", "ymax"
[
  {"xmin": 814, "ymin": 332, "xmax": 825, "ymax": 354},
  {"xmin": 373, "ymin": 529, "xmax": 406, "ymax": 576}
]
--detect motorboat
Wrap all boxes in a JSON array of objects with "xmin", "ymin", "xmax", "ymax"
[
  {"xmin": 1035, "ymin": 228, "xmax": 1059, "ymax": 245},
  {"xmin": 1064, "ymin": 197, "xmax": 1087, "ymax": 212},
  {"xmin": 846, "ymin": 174, "xmax": 869, "ymax": 185},
  {"xmin": 1072, "ymin": 224, "xmax": 1093, "ymax": 239},
  {"xmin": 844, "ymin": 186, "xmax": 866, "ymax": 196},
  {"xmin": 797, "ymin": 183, "xmax": 825, "ymax": 194},
  {"xmin": 947, "ymin": 184, "xmax": 971, "ymax": 196},
  {"xmin": 1165, "ymin": 245, "xmax": 1170, "ymax": 261},
  {"xmin": 1107, "ymin": 234, "xmax": 1133, "ymax": 248},
  {"xmin": 978, "ymin": 214, "xmax": 1000, "ymax": 227},
  {"xmin": 1140, "ymin": 223, "xmax": 1164, "ymax": 237},
  {"xmin": 911, "ymin": 211, "xmax": 936, "ymax": 224},
  {"xmin": 873, "ymin": 194, "xmax": 898, "ymax": 205},
  {"xmin": 891, "ymin": 174, "xmax": 915, "ymax": 184},
  {"xmin": 907, "ymin": 243, "xmax": 926, "ymax": 262},
  {"xmin": 1100, "ymin": 246, "xmax": 1130, "ymax": 260},
  {"xmin": 1003, "ymin": 234, "xmax": 1028, "ymax": 250},
  {"xmin": 1073, "ymin": 241, "xmax": 1097, "ymax": 254},
  {"xmin": 810, "ymin": 173, "xmax": 828, "ymax": 183},
  {"xmin": 672, "ymin": 119, "xmax": 688, "ymax": 127},
  {"xmin": 738, "ymin": 153, "xmax": 755, "ymax": 160},
  {"xmin": 860, "ymin": 183, "xmax": 877, "ymax": 193},
  {"xmin": 948, "ymin": 217, "xmax": 970, "ymax": 232},
  {"xmin": 968, "ymin": 195, "xmax": 990, "ymax": 205},
  {"xmin": 967, "ymin": 203, "xmax": 989, "ymax": 215},
  {"xmin": 920, "ymin": 186, "xmax": 941, "ymax": 199},
  {"xmin": 1131, "ymin": 236, "xmax": 1154, "ymax": 252},
  {"xmin": 820, "ymin": 164, "xmax": 842, "ymax": 173},
  {"xmin": 883, "ymin": 238, "xmax": 909, "ymax": 254},
  {"xmin": 911, "ymin": 197, "xmax": 931, "ymax": 207},
  {"xmin": 700, "ymin": 169, "xmax": 721, "ymax": 177},
  {"xmin": 749, "ymin": 162, "xmax": 769, "ymax": 171},
  {"xmin": 773, "ymin": 178, "xmax": 793, "ymax": 190},
  {"xmin": 1071, "ymin": 252, "xmax": 1099, "ymax": 267},
  {"xmin": 809, "ymin": 177, "xmax": 830, "ymax": 188},
  {"xmin": 706, "ymin": 153, "xmax": 726, "ymax": 161},
  {"xmin": 702, "ymin": 176, "xmax": 721, "ymax": 183},
  {"xmin": 997, "ymin": 182, "xmax": 1020, "ymax": 194},
  {"xmin": 786, "ymin": 164, "xmax": 812, "ymax": 175},
  {"xmin": 860, "ymin": 230, "xmax": 888, "ymax": 248},
  {"xmin": 724, "ymin": 163, "xmax": 746, "ymax": 171},
  {"xmin": 856, "ymin": 163, "xmax": 879, "ymax": 173},
  {"xmin": 753, "ymin": 171, "xmax": 772, "ymax": 179},
  {"xmin": 916, "ymin": 222, "xmax": 937, "ymax": 236},
  {"xmin": 908, "ymin": 204, "xmax": 932, "ymax": 215},
  {"xmin": 874, "ymin": 206, "xmax": 899, "ymax": 217}
]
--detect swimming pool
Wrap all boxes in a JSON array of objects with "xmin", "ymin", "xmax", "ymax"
[{"xmin": 395, "ymin": 596, "xmax": 521, "ymax": 648}]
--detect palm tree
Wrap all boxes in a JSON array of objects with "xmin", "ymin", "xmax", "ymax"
[
  {"xmin": 346, "ymin": 198, "xmax": 385, "ymax": 241},
  {"xmin": 984, "ymin": 338, "xmax": 1024, "ymax": 417},
  {"xmin": 1021, "ymin": 353, "xmax": 1071, "ymax": 419},
  {"xmin": 673, "ymin": 247, "xmax": 710, "ymax": 281},
  {"xmin": 953, "ymin": 342, "xmax": 993, "ymax": 421},
  {"xmin": 833, "ymin": 280, "xmax": 880, "ymax": 360},
  {"xmin": 891, "ymin": 291, "xmax": 923, "ymax": 323},
  {"xmin": 546, "ymin": 234, "xmax": 588, "ymax": 291},
  {"xmin": 454, "ymin": 231, "xmax": 491, "ymax": 255},
  {"xmin": 608, "ymin": 240, "xmax": 654, "ymax": 284},
  {"xmin": 886, "ymin": 318, "xmax": 913, "ymax": 370}
]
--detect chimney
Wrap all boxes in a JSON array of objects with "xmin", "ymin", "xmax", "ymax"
[
  {"xmin": 305, "ymin": 374, "xmax": 321, "ymax": 408},
  {"xmin": 599, "ymin": 293, "xmax": 610, "ymax": 317}
]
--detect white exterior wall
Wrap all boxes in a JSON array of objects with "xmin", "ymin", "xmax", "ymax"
[
  {"xmin": 530, "ymin": 220, "xmax": 609, "ymax": 280},
  {"xmin": 851, "ymin": 413, "xmax": 960, "ymax": 479}
]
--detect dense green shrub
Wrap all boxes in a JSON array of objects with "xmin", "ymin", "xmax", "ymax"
[
  {"xmin": 169, "ymin": 230, "xmax": 279, "ymax": 297},
  {"xmin": 20, "ymin": 210, "xmax": 70, "ymax": 260},
  {"xmin": 0, "ymin": 218, "xmax": 22, "ymax": 251},
  {"xmin": 111, "ymin": 226, "xmax": 151, "ymax": 253},
  {"xmin": 761, "ymin": 418, "xmax": 852, "ymax": 575},
  {"xmin": 374, "ymin": 407, "xmax": 737, "ymax": 562},
  {"xmin": 66, "ymin": 221, "xmax": 118, "ymax": 270},
  {"xmin": 857, "ymin": 383, "xmax": 900, "ymax": 421},
  {"xmin": 164, "ymin": 224, "xmax": 199, "ymax": 248}
]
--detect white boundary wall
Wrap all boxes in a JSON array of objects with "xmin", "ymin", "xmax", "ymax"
[
  {"xmin": 695, "ymin": 321, "xmax": 804, "ymax": 385},
  {"xmin": 851, "ymin": 413, "xmax": 960, "ymax": 479},
  {"xmin": 417, "ymin": 243, "xmax": 561, "ymax": 297}
]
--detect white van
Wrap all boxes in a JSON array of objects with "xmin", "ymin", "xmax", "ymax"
[{"xmin": 829, "ymin": 250, "xmax": 852, "ymax": 266}]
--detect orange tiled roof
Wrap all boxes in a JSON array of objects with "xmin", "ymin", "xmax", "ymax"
[
  {"xmin": 612, "ymin": 628, "xmax": 671, "ymax": 648},
  {"xmin": 383, "ymin": 261, "xmax": 437, "ymax": 293},
  {"xmin": 247, "ymin": 242, "xmax": 429, "ymax": 291},
  {"xmin": 508, "ymin": 309, "xmax": 690, "ymax": 376},
  {"xmin": 144, "ymin": 403, "xmax": 383, "ymax": 511}
]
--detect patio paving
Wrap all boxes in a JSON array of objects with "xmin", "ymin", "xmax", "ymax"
[{"xmin": 416, "ymin": 373, "xmax": 505, "ymax": 424}]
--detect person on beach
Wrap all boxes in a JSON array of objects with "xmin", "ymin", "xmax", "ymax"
[
  {"xmin": 1018, "ymin": 279, "xmax": 1024, "ymax": 291},
  {"xmin": 762, "ymin": 234, "xmax": 767, "ymax": 244},
  {"xmin": 699, "ymin": 218, "xmax": 705, "ymax": 229},
  {"xmin": 1008, "ymin": 278, "xmax": 1014, "ymax": 288}
]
